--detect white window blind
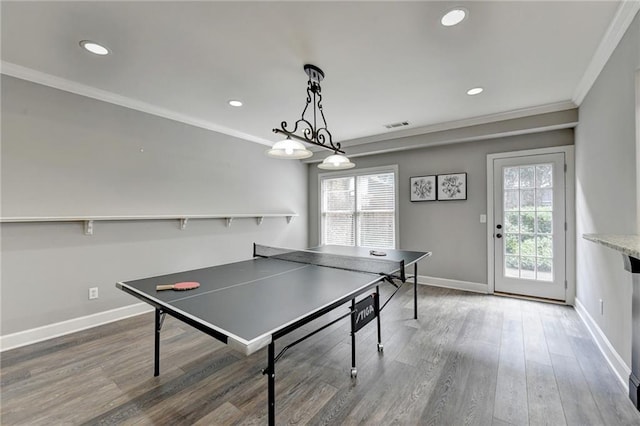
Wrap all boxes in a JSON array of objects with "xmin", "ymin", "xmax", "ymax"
[{"xmin": 321, "ymin": 170, "xmax": 396, "ymax": 249}]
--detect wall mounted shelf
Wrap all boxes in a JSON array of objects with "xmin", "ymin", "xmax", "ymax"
[{"xmin": 0, "ymin": 213, "xmax": 298, "ymax": 235}]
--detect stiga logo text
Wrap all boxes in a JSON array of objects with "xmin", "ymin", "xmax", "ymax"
[
  {"xmin": 353, "ymin": 294, "xmax": 377, "ymax": 332},
  {"xmin": 355, "ymin": 305, "xmax": 375, "ymax": 324}
]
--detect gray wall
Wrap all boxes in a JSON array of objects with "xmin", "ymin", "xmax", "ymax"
[
  {"xmin": 308, "ymin": 129, "xmax": 573, "ymax": 285},
  {"xmin": 1, "ymin": 75, "xmax": 308, "ymax": 335},
  {"xmin": 575, "ymin": 12, "xmax": 639, "ymax": 367}
]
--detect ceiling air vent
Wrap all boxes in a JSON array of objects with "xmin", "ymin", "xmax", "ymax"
[{"xmin": 384, "ymin": 121, "xmax": 409, "ymax": 129}]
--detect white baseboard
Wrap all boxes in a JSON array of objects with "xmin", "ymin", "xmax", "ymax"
[
  {"xmin": 417, "ymin": 275, "xmax": 489, "ymax": 294},
  {"xmin": 574, "ymin": 298, "xmax": 630, "ymax": 390},
  {"xmin": 0, "ymin": 303, "xmax": 153, "ymax": 352}
]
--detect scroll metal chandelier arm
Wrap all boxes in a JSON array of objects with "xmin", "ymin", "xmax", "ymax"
[
  {"xmin": 272, "ymin": 129, "xmax": 344, "ymax": 155},
  {"xmin": 272, "ymin": 65, "xmax": 344, "ymax": 155}
]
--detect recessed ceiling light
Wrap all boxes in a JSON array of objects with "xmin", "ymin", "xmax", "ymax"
[
  {"xmin": 79, "ymin": 40, "xmax": 109, "ymax": 55},
  {"xmin": 441, "ymin": 8, "xmax": 467, "ymax": 26},
  {"xmin": 228, "ymin": 100, "xmax": 243, "ymax": 107},
  {"xmin": 467, "ymin": 87, "xmax": 484, "ymax": 96}
]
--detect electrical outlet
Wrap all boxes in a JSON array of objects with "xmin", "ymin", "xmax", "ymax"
[
  {"xmin": 89, "ymin": 287, "xmax": 99, "ymax": 300},
  {"xmin": 599, "ymin": 299, "xmax": 604, "ymax": 315}
]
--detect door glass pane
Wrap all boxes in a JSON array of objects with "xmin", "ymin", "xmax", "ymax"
[
  {"xmin": 520, "ymin": 234, "xmax": 535, "ymax": 257},
  {"xmin": 536, "ymin": 165, "xmax": 553, "ymax": 188},
  {"xmin": 505, "ymin": 256, "xmax": 519, "ymax": 277},
  {"xmin": 537, "ymin": 235, "xmax": 553, "ymax": 257},
  {"xmin": 520, "ymin": 190, "xmax": 535, "ymax": 210},
  {"xmin": 519, "ymin": 167, "xmax": 535, "ymax": 188},
  {"xmin": 505, "ymin": 212, "xmax": 519, "ymax": 233},
  {"xmin": 520, "ymin": 212, "xmax": 535, "ymax": 233},
  {"xmin": 504, "ymin": 167, "xmax": 519, "ymax": 188},
  {"xmin": 537, "ymin": 258, "xmax": 553, "ymax": 281},
  {"xmin": 503, "ymin": 163, "xmax": 554, "ymax": 281},
  {"xmin": 520, "ymin": 257, "xmax": 536, "ymax": 279},
  {"xmin": 505, "ymin": 234, "xmax": 519, "ymax": 255},
  {"xmin": 504, "ymin": 190, "xmax": 519, "ymax": 211},
  {"xmin": 536, "ymin": 189, "xmax": 553, "ymax": 211},
  {"xmin": 536, "ymin": 212, "xmax": 552, "ymax": 234}
]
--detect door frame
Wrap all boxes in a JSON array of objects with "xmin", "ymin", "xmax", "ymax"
[{"xmin": 487, "ymin": 145, "xmax": 576, "ymax": 304}]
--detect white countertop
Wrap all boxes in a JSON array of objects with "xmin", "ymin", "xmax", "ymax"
[{"xmin": 583, "ymin": 234, "xmax": 640, "ymax": 259}]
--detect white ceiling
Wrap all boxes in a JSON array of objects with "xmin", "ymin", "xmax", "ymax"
[{"xmin": 0, "ymin": 1, "xmax": 626, "ymax": 147}]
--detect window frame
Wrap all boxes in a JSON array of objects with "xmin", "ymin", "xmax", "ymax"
[{"xmin": 318, "ymin": 165, "xmax": 399, "ymax": 249}]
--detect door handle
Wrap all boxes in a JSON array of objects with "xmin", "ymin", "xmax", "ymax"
[{"xmin": 496, "ymin": 233, "xmax": 502, "ymax": 238}]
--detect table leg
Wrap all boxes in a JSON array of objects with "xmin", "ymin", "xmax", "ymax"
[
  {"xmin": 376, "ymin": 287, "xmax": 383, "ymax": 352},
  {"xmin": 267, "ymin": 341, "xmax": 275, "ymax": 425},
  {"xmin": 154, "ymin": 308, "xmax": 161, "ymax": 376},
  {"xmin": 351, "ymin": 299, "xmax": 357, "ymax": 378},
  {"xmin": 414, "ymin": 263, "xmax": 418, "ymax": 319}
]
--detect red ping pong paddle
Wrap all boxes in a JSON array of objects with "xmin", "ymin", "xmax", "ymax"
[{"xmin": 156, "ymin": 282, "xmax": 200, "ymax": 291}]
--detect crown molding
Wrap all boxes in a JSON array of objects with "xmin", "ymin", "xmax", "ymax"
[
  {"xmin": 335, "ymin": 100, "xmax": 577, "ymax": 149},
  {"xmin": 573, "ymin": 0, "xmax": 640, "ymax": 105},
  {"xmin": 0, "ymin": 61, "xmax": 273, "ymax": 146},
  {"xmin": 304, "ymin": 108, "xmax": 578, "ymax": 163}
]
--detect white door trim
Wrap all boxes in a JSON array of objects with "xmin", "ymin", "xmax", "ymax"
[{"xmin": 487, "ymin": 145, "xmax": 575, "ymax": 304}]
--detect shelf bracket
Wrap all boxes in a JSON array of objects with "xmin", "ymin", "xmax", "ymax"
[
  {"xmin": 180, "ymin": 218, "xmax": 189, "ymax": 230},
  {"xmin": 226, "ymin": 217, "xmax": 233, "ymax": 228},
  {"xmin": 84, "ymin": 220, "xmax": 94, "ymax": 235},
  {"xmin": 257, "ymin": 216, "xmax": 264, "ymax": 226},
  {"xmin": 286, "ymin": 216, "xmax": 294, "ymax": 224}
]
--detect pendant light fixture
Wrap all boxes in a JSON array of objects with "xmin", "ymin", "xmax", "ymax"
[
  {"xmin": 268, "ymin": 64, "xmax": 355, "ymax": 169},
  {"xmin": 318, "ymin": 153, "xmax": 355, "ymax": 170},
  {"xmin": 266, "ymin": 136, "xmax": 313, "ymax": 159}
]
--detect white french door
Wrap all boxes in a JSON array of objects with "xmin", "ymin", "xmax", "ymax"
[{"xmin": 493, "ymin": 153, "xmax": 566, "ymax": 301}]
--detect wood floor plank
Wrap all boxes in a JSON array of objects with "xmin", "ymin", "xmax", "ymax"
[
  {"xmin": 522, "ymin": 310, "xmax": 552, "ymax": 366},
  {"xmin": 569, "ymin": 335, "xmax": 640, "ymax": 425},
  {"xmin": 541, "ymin": 313, "xmax": 576, "ymax": 358},
  {"xmin": 551, "ymin": 352, "xmax": 605, "ymax": 425},
  {"xmin": 278, "ymin": 380, "xmax": 338, "ymax": 424},
  {"xmin": 493, "ymin": 317, "xmax": 528, "ymax": 425},
  {"xmin": 380, "ymin": 358, "xmax": 445, "ymax": 424},
  {"xmin": 456, "ymin": 340, "xmax": 500, "ymax": 425},
  {"xmin": 342, "ymin": 360, "xmax": 417, "ymax": 424},
  {"xmin": 418, "ymin": 307, "xmax": 495, "ymax": 425},
  {"xmin": 192, "ymin": 401, "xmax": 243, "ymax": 426},
  {"xmin": 526, "ymin": 359, "xmax": 567, "ymax": 426}
]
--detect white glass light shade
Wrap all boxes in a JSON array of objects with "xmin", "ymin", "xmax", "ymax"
[
  {"xmin": 318, "ymin": 154, "xmax": 355, "ymax": 170},
  {"xmin": 266, "ymin": 138, "xmax": 313, "ymax": 159}
]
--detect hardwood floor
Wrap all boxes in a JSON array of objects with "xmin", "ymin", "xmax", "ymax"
[{"xmin": 2, "ymin": 285, "xmax": 639, "ymax": 425}]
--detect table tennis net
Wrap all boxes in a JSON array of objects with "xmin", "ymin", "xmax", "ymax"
[{"xmin": 253, "ymin": 244, "xmax": 406, "ymax": 282}]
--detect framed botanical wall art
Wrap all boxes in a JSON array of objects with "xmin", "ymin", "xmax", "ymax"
[
  {"xmin": 437, "ymin": 173, "xmax": 467, "ymax": 200},
  {"xmin": 410, "ymin": 175, "xmax": 436, "ymax": 202}
]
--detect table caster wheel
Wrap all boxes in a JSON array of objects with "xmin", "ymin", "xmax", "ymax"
[
  {"xmin": 350, "ymin": 368, "xmax": 357, "ymax": 378},
  {"xmin": 377, "ymin": 343, "xmax": 384, "ymax": 352}
]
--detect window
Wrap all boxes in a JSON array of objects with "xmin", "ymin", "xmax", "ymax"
[{"xmin": 320, "ymin": 167, "xmax": 397, "ymax": 249}]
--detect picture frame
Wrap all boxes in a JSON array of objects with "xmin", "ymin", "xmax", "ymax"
[
  {"xmin": 410, "ymin": 175, "xmax": 436, "ymax": 202},
  {"xmin": 437, "ymin": 173, "xmax": 467, "ymax": 200}
]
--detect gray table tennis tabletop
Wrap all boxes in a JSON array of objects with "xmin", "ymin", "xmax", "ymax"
[{"xmin": 116, "ymin": 245, "xmax": 429, "ymax": 355}]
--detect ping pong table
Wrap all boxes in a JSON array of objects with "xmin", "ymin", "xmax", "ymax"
[{"xmin": 116, "ymin": 244, "xmax": 430, "ymax": 424}]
